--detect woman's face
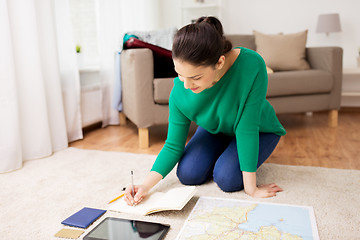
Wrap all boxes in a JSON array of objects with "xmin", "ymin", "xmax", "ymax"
[{"xmin": 173, "ymin": 57, "xmax": 224, "ymax": 94}]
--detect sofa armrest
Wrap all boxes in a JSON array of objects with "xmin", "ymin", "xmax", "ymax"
[
  {"xmin": 306, "ymin": 47, "xmax": 343, "ymax": 109},
  {"xmin": 120, "ymin": 48, "xmax": 156, "ymax": 127}
]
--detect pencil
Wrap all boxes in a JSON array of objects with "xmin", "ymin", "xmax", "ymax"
[{"xmin": 108, "ymin": 193, "xmax": 125, "ymax": 204}]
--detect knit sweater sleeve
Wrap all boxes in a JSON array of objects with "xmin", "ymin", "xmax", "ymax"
[
  {"xmin": 235, "ymin": 58, "xmax": 268, "ymax": 172},
  {"xmin": 150, "ymin": 89, "xmax": 191, "ymax": 178}
]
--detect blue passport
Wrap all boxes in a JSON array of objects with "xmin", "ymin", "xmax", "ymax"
[{"xmin": 61, "ymin": 207, "xmax": 106, "ymax": 229}]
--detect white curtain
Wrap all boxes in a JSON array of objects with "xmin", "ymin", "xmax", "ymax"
[
  {"xmin": 53, "ymin": 0, "xmax": 83, "ymax": 140},
  {"xmin": 0, "ymin": 0, "xmax": 82, "ymax": 173},
  {"xmin": 97, "ymin": 0, "xmax": 121, "ymax": 127}
]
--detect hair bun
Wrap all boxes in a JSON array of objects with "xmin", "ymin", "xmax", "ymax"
[
  {"xmin": 195, "ymin": 16, "xmax": 224, "ymax": 37},
  {"xmin": 195, "ymin": 16, "xmax": 232, "ymax": 55},
  {"xmin": 173, "ymin": 16, "xmax": 232, "ymax": 66}
]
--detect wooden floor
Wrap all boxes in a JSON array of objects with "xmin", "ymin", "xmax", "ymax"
[{"xmin": 70, "ymin": 108, "xmax": 360, "ymax": 170}]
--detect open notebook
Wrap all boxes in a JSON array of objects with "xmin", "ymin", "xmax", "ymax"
[{"xmin": 108, "ymin": 186, "xmax": 197, "ymax": 216}]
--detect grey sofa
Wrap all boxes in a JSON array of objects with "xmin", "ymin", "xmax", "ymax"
[{"xmin": 120, "ymin": 34, "xmax": 343, "ymax": 148}]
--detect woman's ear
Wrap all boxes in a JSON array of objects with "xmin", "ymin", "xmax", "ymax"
[{"xmin": 215, "ymin": 55, "xmax": 226, "ymax": 70}]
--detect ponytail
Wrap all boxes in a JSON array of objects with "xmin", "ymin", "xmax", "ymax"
[{"xmin": 172, "ymin": 16, "xmax": 232, "ymax": 66}]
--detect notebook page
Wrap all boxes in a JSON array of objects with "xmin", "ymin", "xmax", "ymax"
[
  {"xmin": 155, "ymin": 186, "xmax": 197, "ymax": 210},
  {"xmin": 108, "ymin": 191, "xmax": 165, "ymax": 215}
]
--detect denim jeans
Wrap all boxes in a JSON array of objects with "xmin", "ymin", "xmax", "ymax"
[{"xmin": 176, "ymin": 126, "xmax": 281, "ymax": 192}]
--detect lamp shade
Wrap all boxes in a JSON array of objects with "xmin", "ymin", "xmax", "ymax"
[{"xmin": 316, "ymin": 13, "xmax": 341, "ymax": 34}]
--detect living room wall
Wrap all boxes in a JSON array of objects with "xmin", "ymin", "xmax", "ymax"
[{"xmin": 159, "ymin": 0, "xmax": 360, "ymax": 68}]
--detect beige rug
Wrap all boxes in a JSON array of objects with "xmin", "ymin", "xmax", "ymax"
[{"xmin": 0, "ymin": 147, "xmax": 359, "ymax": 239}]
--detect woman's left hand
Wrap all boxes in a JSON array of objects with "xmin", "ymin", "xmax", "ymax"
[{"xmin": 247, "ymin": 183, "xmax": 283, "ymax": 198}]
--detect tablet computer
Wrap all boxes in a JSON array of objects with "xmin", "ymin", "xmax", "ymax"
[{"xmin": 83, "ymin": 217, "xmax": 170, "ymax": 240}]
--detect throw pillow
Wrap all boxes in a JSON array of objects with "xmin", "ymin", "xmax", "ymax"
[
  {"xmin": 124, "ymin": 37, "xmax": 177, "ymax": 78},
  {"xmin": 266, "ymin": 66, "xmax": 274, "ymax": 74},
  {"xmin": 253, "ymin": 30, "xmax": 310, "ymax": 71}
]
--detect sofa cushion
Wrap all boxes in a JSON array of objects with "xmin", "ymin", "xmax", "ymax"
[
  {"xmin": 253, "ymin": 30, "xmax": 310, "ymax": 71},
  {"xmin": 153, "ymin": 78, "xmax": 174, "ymax": 104},
  {"xmin": 226, "ymin": 34, "xmax": 256, "ymax": 50},
  {"xmin": 153, "ymin": 70, "xmax": 333, "ymax": 104},
  {"xmin": 266, "ymin": 70, "xmax": 333, "ymax": 97}
]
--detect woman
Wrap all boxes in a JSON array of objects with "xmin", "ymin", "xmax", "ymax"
[{"xmin": 124, "ymin": 16, "xmax": 286, "ymax": 205}]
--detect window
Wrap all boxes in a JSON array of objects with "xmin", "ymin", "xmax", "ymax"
[{"xmin": 69, "ymin": 0, "xmax": 99, "ymax": 66}]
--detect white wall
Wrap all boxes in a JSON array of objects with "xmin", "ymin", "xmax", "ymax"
[
  {"xmin": 158, "ymin": 0, "xmax": 360, "ymax": 68},
  {"xmin": 120, "ymin": 0, "xmax": 161, "ymax": 33},
  {"xmin": 159, "ymin": 0, "xmax": 181, "ymax": 29}
]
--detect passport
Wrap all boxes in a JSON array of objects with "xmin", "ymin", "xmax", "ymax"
[{"xmin": 61, "ymin": 207, "xmax": 106, "ymax": 228}]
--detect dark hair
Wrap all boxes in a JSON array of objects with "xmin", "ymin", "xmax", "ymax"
[{"xmin": 172, "ymin": 16, "xmax": 232, "ymax": 67}]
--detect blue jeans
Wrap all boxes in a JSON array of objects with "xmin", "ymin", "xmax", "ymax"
[{"xmin": 176, "ymin": 126, "xmax": 281, "ymax": 192}]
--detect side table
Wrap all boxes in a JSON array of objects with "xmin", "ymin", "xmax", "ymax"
[{"xmin": 341, "ymin": 68, "xmax": 360, "ymax": 107}]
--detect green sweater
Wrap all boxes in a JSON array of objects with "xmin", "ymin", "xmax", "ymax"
[{"xmin": 151, "ymin": 47, "xmax": 286, "ymax": 177}]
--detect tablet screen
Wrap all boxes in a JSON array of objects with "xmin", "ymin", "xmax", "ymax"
[{"xmin": 83, "ymin": 217, "xmax": 170, "ymax": 240}]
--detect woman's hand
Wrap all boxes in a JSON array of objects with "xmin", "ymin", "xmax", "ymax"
[
  {"xmin": 123, "ymin": 171, "xmax": 163, "ymax": 206},
  {"xmin": 124, "ymin": 184, "xmax": 150, "ymax": 206},
  {"xmin": 245, "ymin": 183, "xmax": 283, "ymax": 198},
  {"xmin": 242, "ymin": 171, "xmax": 283, "ymax": 198}
]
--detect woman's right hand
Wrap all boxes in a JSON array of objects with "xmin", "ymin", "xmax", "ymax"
[
  {"xmin": 124, "ymin": 184, "xmax": 150, "ymax": 206},
  {"xmin": 123, "ymin": 171, "xmax": 163, "ymax": 206}
]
